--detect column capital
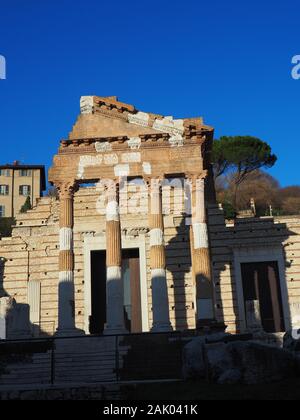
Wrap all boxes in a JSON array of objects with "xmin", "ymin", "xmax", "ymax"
[
  {"xmin": 99, "ymin": 178, "xmax": 120, "ymax": 191},
  {"xmin": 185, "ymin": 171, "xmax": 208, "ymax": 182},
  {"xmin": 143, "ymin": 176, "xmax": 164, "ymax": 193},
  {"xmin": 104, "ymin": 180, "xmax": 120, "ymax": 205},
  {"xmin": 56, "ymin": 180, "xmax": 78, "ymax": 200},
  {"xmin": 185, "ymin": 175, "xmax": 207, "ymax": 197}
]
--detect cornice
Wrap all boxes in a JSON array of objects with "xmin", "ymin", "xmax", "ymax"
[{"xmin": 58, "ymin": 133, "xmax": 207, "ymax": 155}]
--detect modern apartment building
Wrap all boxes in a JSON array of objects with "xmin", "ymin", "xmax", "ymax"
[{"xmin": 0, "ymin": 162, "xmax": 46, "ymax": 218}]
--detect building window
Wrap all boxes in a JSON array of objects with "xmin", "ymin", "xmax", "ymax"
[
  {"xmin": 0, "ymin": 185, "xmax": 9, "ymax": 195},
  {"xmin": 0, "ymin": 206, "xmax": 5, "ymax": 217},
  {"xmin": 19, "ymin": 185, "xmax": 31, "ymax": 196},
  {"xmin": 0, "ymin": 169, "xmax": 11, "ymax": 177},
  {"xmin": 19, "ymin": 169, "xmax": 32, "ymax": 177}
]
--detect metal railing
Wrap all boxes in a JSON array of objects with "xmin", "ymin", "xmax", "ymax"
[{"xmin": 0, "ymin": 331, "xmax": 187, "ymax": 387}]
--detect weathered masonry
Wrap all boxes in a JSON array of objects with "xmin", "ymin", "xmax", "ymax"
[
  {"xmin": 0, "ymin": 96, "xmax": 299, "ymax": 339},
  {"xmin": 49, "ymin": 95, "xmax": 217, "ymax": 336}
]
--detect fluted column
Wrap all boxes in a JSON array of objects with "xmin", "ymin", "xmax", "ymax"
[
  {"xmin": 189, "ymin": 176, "xmax": 215, "ymax": 326},
  {"xmin": 148, "ymin": 178, "xmax": 172, "ymax": 332},
  {"xmin": 56, "ymin": 181, "xmax": 81, "ymax": 336},
  {"xmin": 104, "ymin": 180, "xmax": 127, "ymax": 334}
]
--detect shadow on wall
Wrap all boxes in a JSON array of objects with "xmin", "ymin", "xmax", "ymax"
[
  {"xmin": 165, "ymin": 218, "xmax": 192, "ymax": 331},
  {"xmin": 210, "ymin": 211, "xmax": 294, "ymax": 336},
  {"xmin": 0, "ymin": 257, "xmax": 49, "ymax": 340}
]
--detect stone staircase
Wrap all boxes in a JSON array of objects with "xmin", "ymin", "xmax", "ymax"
[
  {"xmin": 0, "ymin": 353, "xmax": 52, "ymax": 386},
  {"xmin": 53, "ymin": 337, "xmax": 129, "ymax": 384},
  {"xmin": 0, "ymin": 333, "xmax": 185, "ymax": 388},
  {"xmin": 119, "ymin": 334, "xmax": 184, "ymax": 381},
  {"xmin": 0, "ymin": 337, "xmax": 129, "ymax": 387}
]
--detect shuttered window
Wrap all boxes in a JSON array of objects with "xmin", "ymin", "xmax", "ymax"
[
  {"xmin": 19, "ymin": 169, "xmax": 32, "ymax": 177},
  {"xmin": 0, "ymin": 170, "xmax": 11, "ymax": 177},
  {"xmin": 19, "ymin": 185, "xmax": 31, "ymax": 196},
  {"xmin": 0, "ymin": 185, "xmax": 9, "ymax": 195}
]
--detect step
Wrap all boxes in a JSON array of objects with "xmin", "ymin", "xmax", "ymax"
[{"xmin": 55, "ymin": 370, "xmax": 115, "ymax": 378}]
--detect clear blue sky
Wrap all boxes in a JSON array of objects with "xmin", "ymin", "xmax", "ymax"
[{"xmin": 0, "ymin": 0, "xmax": 299, "ymax": 187}]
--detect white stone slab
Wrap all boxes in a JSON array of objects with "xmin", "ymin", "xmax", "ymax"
[
  {"xmin": 193, "ymin": 223, "xmax": 209, "ymax": 249},
  {"xmin": 150, "ymin": 228, "xmax": 164, "ymax": 247},
  {"xmin": 121, "ymin": 152, "xmax": 141, "ymax": 163},
  {"xmin": 80, "ymin": 96, "xmax": 94, "ymax": 114},
  {"xmin": 114, "ymin": 164, "xmax": 130, "ymax": 177},
  {"xmin": 143, "ymin": 162, "xmax": 152, "ymax": 175},
  {"xmin": 106, "ymin": 201, "xmax": 120, "ymax": 222},
  {"xmin": 59, "ymin": 227, "xmax": 73, "ymax": 251},
  {"xmin": 95, "ymin": 141, "xmax": 112, "ymax": 153},
  {"xmin": 128, "ymin": 112, "xmax": 150, "ymax": 127},
  {"xmin": 127, "ymin": 137, "xmax": 141, "ymax": 150}
]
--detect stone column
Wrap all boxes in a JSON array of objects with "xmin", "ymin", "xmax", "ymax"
[
  {"xmin": 56, "ymin": 181, "xmax": 80, "ymax": 336},
  {"xmin": 28, "ymin": 280, "xmax": 41, "ymax": 337},
  {"xmin": 0, "ymin": 297, "xmax": 14, "ymax": 340},
  {"xmin": 189, "ymin": 176, "xmax": 215, "ymax": 326},
  {"xmin": 104, "ymin": 180, "xmax": 127, "ymax": 334},
  {"xmin": 148, "ymin": 178, "xmax": 172, "ymax": 332}
]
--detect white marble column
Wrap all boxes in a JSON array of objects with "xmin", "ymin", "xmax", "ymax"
[
  {"xmin": 0, "ymin": 297, "xmax": 13, "ymax": 339},
  {"xmin": 189, "ymin": 176, "xmax": 215, "ymax": 324},
  {"xmin": 28, "ymin": 280, "xmax": 41, "ymax": 337},
  {"xmin": 104, "ymin": 180, "xmax": 127, "ymax": 335},
  {"xmin": 148, "ymin": 178, "xmax": 172, "ymax": 332},
  {"xmin": 56, "ymin": 182, "xmax": 83, "ymax": 336}
]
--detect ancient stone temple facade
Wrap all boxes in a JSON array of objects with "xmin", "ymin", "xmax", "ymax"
[
  {"xmin": 0, "ymin": 96, "xmax": 300, "ymax": 339},
  {"xmin": 0, "ymin": 96, "xmax": 218, "ymax": 338}
]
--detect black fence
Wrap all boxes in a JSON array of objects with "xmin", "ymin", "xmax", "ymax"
[{"xmin": 0, "ymin": 331, "xmax": 189, "ymax": 386}]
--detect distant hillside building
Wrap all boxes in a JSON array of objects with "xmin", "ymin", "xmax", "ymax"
[{"xmin": 0, "ymin": 162, "xmax": 46, "ymax": 218}]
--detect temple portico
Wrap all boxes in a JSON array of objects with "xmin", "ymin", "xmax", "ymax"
[
  {"xmin": 0, "ymin": 96, "xmax": 226, "ymax": 339},
  {"xmin": 46, "ymin": 95, "xmax": 216, "ymax": 336}
]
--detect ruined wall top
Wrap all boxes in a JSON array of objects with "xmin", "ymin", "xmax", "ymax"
[
  {"xmin": 69, "ymin": 95, "xmax": 212, "ymax": 140},
  {"xmin": 49, "ymin": 96, "xmax": 214, "ymax": 186}
]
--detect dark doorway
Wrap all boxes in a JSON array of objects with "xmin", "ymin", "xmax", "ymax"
[
  {"xmin": 241, "ymin": 261, "xmax": 285, "ymax": 333},
  {"xmin": 90, "ymin": 248, "xmax": 143, "ymax": 335},
  {"xmin": 90, "ymin": 250, "xmax": 106, "ymax": 334},
  {"xmin": 122, "ymin": 249, "xmax": 143, "ymax": 333}
]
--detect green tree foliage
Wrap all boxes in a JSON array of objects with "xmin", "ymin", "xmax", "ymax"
[
  {"xmin": 212, "ymin": 136, "xmax": 277, "ymax": 209},
  {"xmin": 20, "ymin": 196, "xmax": 32, "ymax": 213},
  {"xmin": 222, "ymin": 200, "xmax": 236, "ymax": 219},
  {"xmin": 212, "ymin": 136, "xmax": 277, "ymax": 179}
]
